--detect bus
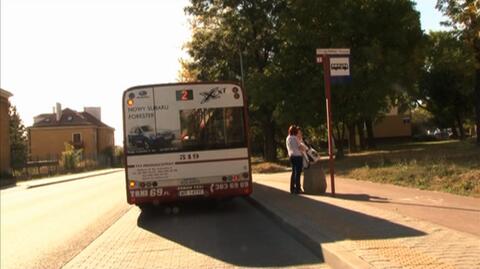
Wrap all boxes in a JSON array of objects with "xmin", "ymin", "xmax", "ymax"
[{"xmin": 122, "ymin": 82, "xmax": 252, "ymax": 208}]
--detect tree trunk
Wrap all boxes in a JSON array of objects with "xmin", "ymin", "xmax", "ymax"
[
  {"xmin": 334, "ymin": 123, "xmax": 345, "ymax": 159},
  {"xmin": 365, "ymin": 118, "xmax": 376, "ymax": 149},
  {"xmin": 451, "ymin": 122, "xmax": 458, "ymax": 139},
  {"xmin": 455, "ymin": 114, "xmax": 466, "ymax": 140},
  {"xmin": 263, "ymin": 119, "xmax": 277, "ymax": 161},
  {"xmin": 347, "ymin": 123, "xmax": 357, "ymax": 153},
  {"xmin": 475, "ymin": 64, "xmax": 480, "ymax": 145},
  {"xmin": 357, "ymin": 121, "xmax": 366, "ymax": 150}
]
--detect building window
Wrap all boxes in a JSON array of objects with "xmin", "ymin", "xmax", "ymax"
[{"xmin": 73, "ymin": 133, "xmax": 82, "ymax": 143}]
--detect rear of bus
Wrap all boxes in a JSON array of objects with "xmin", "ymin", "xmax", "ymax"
[{"xmin": 122, "ymin": 82, "xmax": 252, "ymax": 207}]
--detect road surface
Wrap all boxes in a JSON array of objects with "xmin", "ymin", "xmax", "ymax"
[
  {"xmin": 1, "ymin": 171, "xmax": 130, "ymax": 269},
  {"xmin": 1, "ymin": 171, "xmax": 327, "ymax": 268}
]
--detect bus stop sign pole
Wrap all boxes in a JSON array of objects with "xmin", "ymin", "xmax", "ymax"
[
  {"xmin": 316, "ymin": 48, "xmax": 350, "ymax": 197},
  {"xmin": 320, "ymin": 54, "xmax": 335, "ymax": 196}
]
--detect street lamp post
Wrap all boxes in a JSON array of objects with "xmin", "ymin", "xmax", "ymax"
[{"xmin": 239, "ymin": 51, "xmax": 245, "ymax": 90}]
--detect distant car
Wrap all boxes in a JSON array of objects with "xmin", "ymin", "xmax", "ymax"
[
  {"xmin": 128, "ymin": 125, "xmax": 174, "ymax": 150},
  {"xmin": 433, "ymin": 128, "xmax": 452, "ymax": 140}
]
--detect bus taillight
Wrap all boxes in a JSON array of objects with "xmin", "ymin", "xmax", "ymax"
[{"xmin": 129, "ymin": 180, "xmax": 135, "ymax": 188}]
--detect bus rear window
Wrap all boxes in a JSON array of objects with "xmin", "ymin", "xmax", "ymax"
[{"xmin": 179, "ymin": 107, "xmax": 246, "ymax": 151}]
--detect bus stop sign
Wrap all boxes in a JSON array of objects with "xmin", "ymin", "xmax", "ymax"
[
  {"xmin": 329, "ymin": 57, "xmax": 350, "ymax": 77},
  {"xmin": 316, "ymin": 48, "xmax": 350, "ymax": 78}
]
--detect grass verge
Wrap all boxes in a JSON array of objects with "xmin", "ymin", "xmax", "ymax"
[
  {"xmin": 252, "ymin": 161, "xmax": 289, "ymax": 174},
  {"xmin": 334, "ymin": 139, "xmax": 480, "ymax": 197},
  {"xmin": 253, "ymin": 139, "xmax": 480, "ymax": 197}
]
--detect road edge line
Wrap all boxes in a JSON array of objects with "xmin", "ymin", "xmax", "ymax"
[{"xmin": 26, "ymin": 169, "xmax": 123, "ymax": 189}]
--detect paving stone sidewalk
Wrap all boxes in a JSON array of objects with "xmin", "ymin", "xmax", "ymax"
[{"xmin": 252, "ymin": 173, "xmax": 480, "ymax": 269}]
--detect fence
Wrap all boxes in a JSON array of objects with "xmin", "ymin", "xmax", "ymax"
[{"xmin": 12, "ymin": 152, "xmax": 124, "ymax": 180}]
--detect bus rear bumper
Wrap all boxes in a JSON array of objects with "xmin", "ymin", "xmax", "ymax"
[{"xmin": 127, "ymin": 181, "xmax": 252, "ymax": 205}]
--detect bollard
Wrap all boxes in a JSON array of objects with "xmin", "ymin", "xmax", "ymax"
[{"xmin": 303, "ymin": 162, "xmax": 327, "ymax": 194}]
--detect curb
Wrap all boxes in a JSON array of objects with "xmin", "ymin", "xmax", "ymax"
[
  {"xmin": 245, "ymin": 196, "xmax": 324, "ymax": 257},
  {"xmin": 246, "ymin": 194, "xmax": 373, "ymax": 269},
  {"xmin": 26, "ymin": 169, "xmax": 124, "ymax": 189}
]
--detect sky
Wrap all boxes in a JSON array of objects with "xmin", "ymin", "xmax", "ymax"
[{"xmin": 1, "ymin": 0, "xmax": 447, "ymax": 146}]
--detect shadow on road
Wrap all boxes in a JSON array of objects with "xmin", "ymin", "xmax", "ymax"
[{"xmin": 136, "ymin": 198, "xmax": 324, "ymax": 268}]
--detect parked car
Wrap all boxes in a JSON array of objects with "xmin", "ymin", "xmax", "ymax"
[
  {"xmin": 128, "ymin": 125, "xmax": 174, "ymax": 150},
  {"xmin": 433, "ymin": 128, "xmax": 452, "ymax": 140}
]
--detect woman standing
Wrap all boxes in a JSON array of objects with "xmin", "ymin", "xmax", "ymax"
[{"xmin": 286, "ymin": 125, "xmax": 305, "ymax": 194}]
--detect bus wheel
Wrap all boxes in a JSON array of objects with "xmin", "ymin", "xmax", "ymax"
[
  {"xmin": 138, "ymin": 204, "xmax": 154, "ymax": 213},
  {"xmin": 214, "ymin": 197, "xmax": 235, "ymax": 209}
]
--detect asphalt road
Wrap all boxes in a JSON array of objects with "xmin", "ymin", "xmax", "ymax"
[
  {"xmin": 1, "ymin": 172, "xmax": 328, "ymax": 269},
  {"xmin": 0, "ymin": 171, "xmax": 130, "ymax": 269}
]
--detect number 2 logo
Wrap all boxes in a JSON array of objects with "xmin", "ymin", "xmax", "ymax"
[{"xmin": 181, "ymin": 90, "xmax": 189, "ymax": 100}]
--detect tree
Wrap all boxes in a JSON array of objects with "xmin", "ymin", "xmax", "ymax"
[
  {"xmin": 275, "ymin": 0, "xmax": 423, "ymax": 154},
  {"xmin": 177, "ymin": 58, "xmax": 200, "ymax": 82},
  {"xmin": 417, "ymin": 32, "xmax": 475, "ymax": 139},
  {"xmin": 437, "ymin": 0, "xmax": 480, "ymax": 144},
  {"xmin": 9, "ymin": 105, "xmax": 28, "ymax": 170},
  {"xmin": 183, "ymin": 0, "xmax": 289, "ymax": 161},
  {"xmin": 182, "ymin": 0, "xmax": 423, "ymax": 158}
]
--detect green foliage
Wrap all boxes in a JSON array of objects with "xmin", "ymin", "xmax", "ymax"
[
  {"xmin": 101, "ymin": 146, "xmax": 114, "ymax": 157},
  {"xmin": 277, "ymin": 0, "xmax": 423, "ymax": 124},
  {"xmin": 0, "ymin": 171, "xmax": 13, "ymax": 180},
  {"xmin": 9, "ymin": 105, "xmax": 28, "ymax": 169},
  {"xmin": 113, "ymin": 146, "xmax": 125, "ymax": 167},
  {"xmin": 184, "ymin": 0, "xmax": 288, "ymax": 161},
  {"xmin": 61, "ymin": 143, "xmax": 82, "ymax": 171},
  {"xmin": 436, "ymin": 0, "xmax": 480, "ymax": 144},
  {"xmin": 417, "ymin": 31, "xmax": 475, "ymax": 136},
  {"xmin": 411, "ymin": 107, "xmax": 435, "ymax": 136},
  {"xmin": 183, "ymin": 0, "xmax": 423, "ymax": 158},
  {"xmin": 436, "ymin": 0, "xmax": 480, "ymax": 45}
]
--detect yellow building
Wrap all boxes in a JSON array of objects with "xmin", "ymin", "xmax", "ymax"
[
  {"xmin": 373, "ymin": 106, "xmax": 412, "ymax": 138},
  {"xmin": 346, "ymin": 106, "xmax": 411, "ymax": 151},
  {"xmin": 28, "ymin": 104, "xmax": 114, "ymax": 161},
  {"xmin": 0, "ymin": 89, "xmax": 13, "ymax": 177}
]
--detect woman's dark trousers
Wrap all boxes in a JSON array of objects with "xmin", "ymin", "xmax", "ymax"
[{"xmin": 290, "ymin": 156, "xmax": 303, "ymax": 193}]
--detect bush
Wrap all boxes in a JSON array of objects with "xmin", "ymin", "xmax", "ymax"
[
  {"xmin": 0, "ymin": 171, "xmax": 13, "ymax": 180},
  {"xmin": 113, "ymin": 146, "xmax": 125, "ymax": 167},
  {"xmin": 61, "ymin": 143, "xmax": 83, "ymax": 171}
]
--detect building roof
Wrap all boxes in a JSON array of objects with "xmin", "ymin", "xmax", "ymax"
[
  {"xmin": 0, "ymin": 88, "xmax": 13, "ymax": 99},
  {"xmin": 31, "ymin": 108, "xmax": 113, "ymax": 129}
]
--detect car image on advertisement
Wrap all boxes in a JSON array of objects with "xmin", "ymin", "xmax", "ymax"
[{"xmin": 128, "ymin": 125, "xmax": 175, "ymax": 151}]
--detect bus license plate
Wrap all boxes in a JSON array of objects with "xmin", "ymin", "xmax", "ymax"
[{"xmin": 179, "ymin": 189, "xmax": 204, "ymax": 197}]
